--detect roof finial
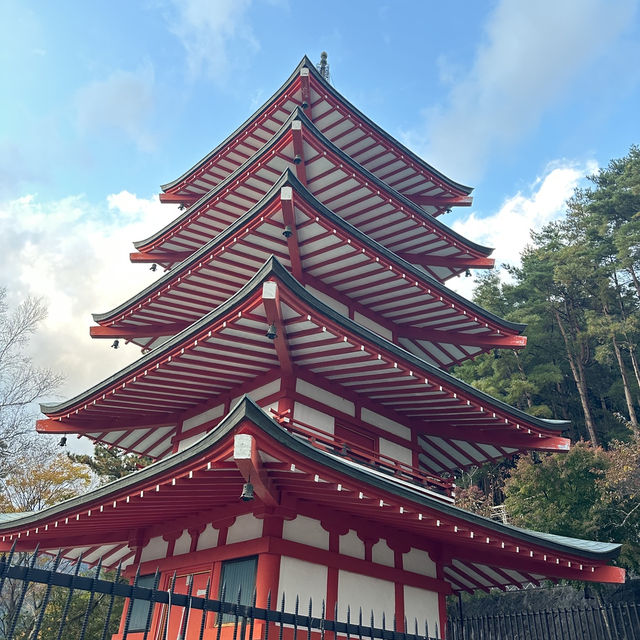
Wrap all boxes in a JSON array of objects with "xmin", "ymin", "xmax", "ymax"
[{"xmin": 317, "ymin": 51, "xmax": 330, "ymax": 83}]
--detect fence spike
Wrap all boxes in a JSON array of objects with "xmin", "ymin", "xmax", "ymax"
[
  {"xmin": 7, "ymin": 546, "xmax": 42, "ymax": 640},
  {"xmin": 121, "ymin": 562, "xmax": 142, "ymax": 640},
  {"xmin": 78, "ymin": 556, "xmax": 103, "ymax": 640},
  {"xmin": 55, "ymin": 552, "xmax": 84, "ymax": 640},
  {"xmin": 197, "ymin": 576, "xmax": 212, "ymax": 640},
  {"xmin": 31, "ymin": 549, "xmax": 64, "ymax": 639},
  {"xmin": 142, "ymin": 568, "xmax": 162, "ymax": 640},
  {"xmin": 100, "ymin": 561, "xmax": 123, "ymax": 640},
  {"xmin": 216, "ymin": 581, "xmax": 225, "ymax": 640}
]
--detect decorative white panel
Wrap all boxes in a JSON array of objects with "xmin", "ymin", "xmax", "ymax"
[
  {"xmin": 371, "ymin": 539, "xmax": 395, "ymax": 567},
  {"xmin": 196, "ymin": 524, "xmax": 219, "ymax": 551},
  {"xmin": 282, "ymin": 515, "xmax": 329, "ymax": 550},
  {"xmin": 140, "ymin": 536, "xmax": 168, "ymax": 562},
  {"xmin": 403, "ymin": 548, "xmax": 436, "ymax": 578},
  {"xmin": 226, "ymin": 513, "xmax": 263, "ymax": 544},
  {"xmin": 339, "ymin": 530, "xmax": 365, "ymax": 559},
  {"xmin": 174, "ymin": 529, "xmax": 191, "ymax": 556}
]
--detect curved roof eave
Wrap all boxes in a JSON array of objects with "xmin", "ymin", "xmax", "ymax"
[
  {"xmin": 96, "ymin": 169, "xmax": 524, "ymax": 334},
  {"xmin": 45, "ymin": 257, "xmax": 565, "ymax": 433},
  {"xmin": 137, "ymin": 107, "xmax": 490, "ymax": 257},
  {"xmin": 160, "ymin": 55, "xmax": 472, "ymax": 198},
  {"xmin": 159, "ymin": 57, "xmax": 310, "ymax": 193},
  {"xmin": 9, "ymin": 398, "xmax": 616, "ymax": 562}
]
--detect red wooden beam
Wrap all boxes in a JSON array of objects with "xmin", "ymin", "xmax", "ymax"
[
  {"xmin": 395, "ymin": 253, "xmax": 495, "ymax": 269},
  {"xmin": 159, "ymin": 193, "xmax": 200, "ymax": 205},
  {"xmin": 129, "ymin": 251, "xmax": 192, "ymax": 264},
  {"xmin": 397, "ymin": 327, "xmax": 527, "ymax": 349},
  {"xmin": 90, "ymin": 323, "xmax": 190, "ymax": 339},
  {"xmin": 234, "ymin": 433, "xmax": 279, "ymax": 507},
  {"xmin": 405, "ymin": 195, "xmax": 473, "ymax": 208},
  {"xmin": 262, "ymin": 281, "xmax": 293, "ymax": 376},
  {"xmin": 280, "ymin": 188, "xmax": 304, "ymax": 282}
]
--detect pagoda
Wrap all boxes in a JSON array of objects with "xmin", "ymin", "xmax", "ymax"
[{"xmin": 1, "ymin": 55, "xmax": 624, "ymax": 639}]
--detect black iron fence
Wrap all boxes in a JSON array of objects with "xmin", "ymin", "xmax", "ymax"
[
  {"xmin": 0, "ymin": 548, "xmax": 442, "ymax": 640},
  {"xmin": 2, "ymin": 548, "xmax": 639, "ymax": 640},
  {"xmin": 447, "ymin": 602, "xmax": 640, "ymax": 639}
]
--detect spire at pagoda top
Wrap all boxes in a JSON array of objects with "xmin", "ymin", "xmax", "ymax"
[{"xmin": 159, "ymin": 56, "xmax": 472, "ymax": 215}]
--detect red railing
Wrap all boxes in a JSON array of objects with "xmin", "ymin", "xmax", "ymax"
[{"xmin": 270, "ymin": 409, "xmax": 453, "ymax": 498}]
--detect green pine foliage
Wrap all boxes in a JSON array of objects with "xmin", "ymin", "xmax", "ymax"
[{"xmin": 452, "ymin": 146, "xmax": 640, "ymax": 571}]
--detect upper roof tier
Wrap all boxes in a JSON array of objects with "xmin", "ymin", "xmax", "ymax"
[
  {"xmin": 136, "ymin": 109, "xmax": 491, "ymax": 282},
  {"xmin": 160, "ymin": 56, "xmax": 472, "ymax": 216},
  {"xmin": 94, "ymin": 171, "xmax": 525, "ymax": 367}
]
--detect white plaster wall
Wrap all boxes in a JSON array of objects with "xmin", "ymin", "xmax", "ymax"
[
  {"xmin": 278, "ymin": 556, "xmax": 327, "ymax": 617},
  {"xmin": 183, "ymin": 404, "xmax": 225, "ymax": 431},
  {"xmin": 177, "ymin": 432, "xmax": 205, "ymax": 452},
  {"xmin": 140, "ymin": 536, "xmax": 168, "ymax": 562},
  {"xmin": 371, "ymin": 539, "xmax": 395, "ymax": 567},
  {"xmin": 296, "ymin": 380, "xmax": 354, "ymax": 416},
  {"xmin": 226, "ymin": 513, "xmax": 263, "ymax": 544},
  {"xmin": 250, "ymin": 379, "xmax": 282, "ymax": 401},
  {"xmin": 282, "ymin": 515, "xmax": 329, "ymax": 550},
  {"xmin": 337, "ymin": 571, "xmax": 394, "ymax": 624},
  {"xmin": 353, "ymin": 312, "xmax": 393, "ymax": 340},
  {"xmin": 174, "ymin": 529, "xmax": 191, "ymax": 556},
  {"xmin": 379, "ymin": 438, "xmax": 413, "ymax": 466},
  {"xmin": 305, "ymin": 285, "xmax": 349, "ymax": 316},
  {"xmin": 294, "ymin": 403, "xmax": 335, "ymax": 433},
  {"xmin": 361, "ymin": 409, "xmax": 411, "ymax": 440},
  {"xmin": 339, "ymin": 530, "xmax": 365, "ymax": 559},
  {"xmin": 403, "ymin": 549, "xmax": 436, "ymax": 578},
  {"xmin": 403, "ymin": 586, "xmax": 440, "ymax": 635},
  {"xmin": 196, "ymin": 524, "xmax": 219, "ymax": 551}
]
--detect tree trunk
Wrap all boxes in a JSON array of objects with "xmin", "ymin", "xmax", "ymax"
[
  {"xmin": 512, "ymin": 350, "xmax": 533, "ymax": 408},
  {"xmin": 611, "ymin": 335, "xmax": 640, "ymax": 435},
  {"xmin": 628, "ymin": 265, "xmax": 640, "ymax": 300},
  {"xmin": 553, "ymin": 306, "xmax": 599, "ymax": 445}
]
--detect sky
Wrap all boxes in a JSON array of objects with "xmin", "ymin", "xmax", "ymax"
[{"xmin": 1, "ymin": 0, "xmax": 639, "ymax": 451}]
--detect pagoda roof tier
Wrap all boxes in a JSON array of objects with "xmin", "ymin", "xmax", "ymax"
[
  {"xmin": 41, "ymin": 258, "xmax": 568, "ymax": 474},
  {"xmin": 160, "ymin": 56, "xmax": 472, "ymax": 217},
  {"xmin": 94, "ymin": 170, "xmax": 524, "ymax": 368},
  {"xmin": 135, "ymin": 108, "xmax": 492, "ymax": 282},
  {"xmin": 5, "ymin": 398, "xmax": 623, "ymax": 591}
]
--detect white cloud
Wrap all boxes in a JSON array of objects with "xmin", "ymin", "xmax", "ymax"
[
  {"xmin": 403, "ymin": 0, "xmax": 636, "ymax": 180},
  {"xmin": 0, "ymin": 192, "xmax": 178, "ymax": 410},
  {"xmin": 165, "ymin": 0, "xmax": 259, "ymax": 83},
  {"xmin": 448, "ymin": 160, "xmax": 596, "ymax": 299},
  {"xmin": 75, "ymin": 65, "xmax": 156, "ymax": 152}
]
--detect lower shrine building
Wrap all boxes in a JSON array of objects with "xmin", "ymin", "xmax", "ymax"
[{"xmin": 0, "ymin": 56, "xmax": 624, "ymax": 639}]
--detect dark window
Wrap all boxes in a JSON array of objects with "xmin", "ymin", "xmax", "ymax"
[
  {"xmin": 128, "ymin": 574, "xmax": 155, "ymax": 632},
  {"xmin": 219, "ymin": 556, "xmax": 258, "ymax": 621}
]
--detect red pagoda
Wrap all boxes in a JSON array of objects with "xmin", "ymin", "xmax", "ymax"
[{"xmin": 0, "ymin": 55, "xmax": 624, "ymax": 639}]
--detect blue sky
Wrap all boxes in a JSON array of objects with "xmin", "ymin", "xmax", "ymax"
[{"xmin": 2, "ymin": 0, "xmax": 640, "ymax": 421}]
